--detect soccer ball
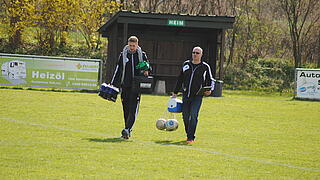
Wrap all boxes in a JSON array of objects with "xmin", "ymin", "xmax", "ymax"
[
  {"xmin": 165, "ymin": 119, "xmax": 179, "ymax": 131},
  {"xmin": 156, "ymin": 118, "xmax": 167, "ymax": 130}
]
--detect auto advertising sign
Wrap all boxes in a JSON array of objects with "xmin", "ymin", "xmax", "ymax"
[
  {"xmin": 0, "ymin": 54, "xmax": 101, "ymax": 90},
  {"xmin": 295, "ymin": 68, "xmax": 320, "ymax": 100}
]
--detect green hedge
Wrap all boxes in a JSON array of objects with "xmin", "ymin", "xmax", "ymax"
[{"xmin": 224, "ymin": 58, "xmax": 295, "ymax": 92}]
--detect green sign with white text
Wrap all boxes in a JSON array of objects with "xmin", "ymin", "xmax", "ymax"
[
  {"xmin": 167, "ymin": 19, "xmax": 185, "ymax": 26},
  {"xmin": 0, "ymin": 55, "xmax": 100, "ymax": 90}
]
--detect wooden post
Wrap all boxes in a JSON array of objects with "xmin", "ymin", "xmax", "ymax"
[
  {"xmin": 318, "ymin": 32, "xmax": 320, "ymax": 67},
  {"xmin": 123, "ymin": 23, "xmax": 128, "ymax": 46},
  {"xmin": 219, "ymin": 29, "xmax": 226, "ymax": 80}
]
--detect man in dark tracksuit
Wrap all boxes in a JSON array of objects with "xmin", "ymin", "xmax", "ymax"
[
  {"xmin": 110, "ymin": 36, "xmax": 150, "ymax": 139},
  {"xmin": 173, "ymin": 47, "xmax": 215, "ymax": 143}
]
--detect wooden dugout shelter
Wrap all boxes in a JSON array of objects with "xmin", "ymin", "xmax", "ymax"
[{"xmin": 98, "ymin": 11, "xmax": 235, "ymax": 93}]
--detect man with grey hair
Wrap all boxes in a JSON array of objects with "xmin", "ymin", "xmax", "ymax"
[{"xmin": 172, "ymin": 46, "xmax": 215, "ymax": 143}]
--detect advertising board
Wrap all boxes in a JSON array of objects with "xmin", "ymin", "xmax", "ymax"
[
  {"xmin": 295, "ymin": 68, "xmax": 320, "ymax": 100},
  {"xmin": 0, "ymin": 54, "xmax": 101, "ymax": 90}
]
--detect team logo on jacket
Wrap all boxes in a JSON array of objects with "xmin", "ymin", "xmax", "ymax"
[{"xmin": 183, "ymin": 64, "xmax": 189, "ymax": 72}]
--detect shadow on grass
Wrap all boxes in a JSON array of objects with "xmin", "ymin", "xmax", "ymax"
[
  {"xmin": 85, "ymin": 137, "xmax": 130, "ymax": 143},
  {"xmin": 154, "ymin": 140, "xmax": 190, "ymax": 146}
]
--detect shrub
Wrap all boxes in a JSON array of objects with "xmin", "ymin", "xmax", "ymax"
[{"xmin": 224, "ymin": 58, "xmax": 295, "ymax": 92}]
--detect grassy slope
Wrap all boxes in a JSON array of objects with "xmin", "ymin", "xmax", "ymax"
[{"xmin": 0, "ymin": 89, "xmax": 319, "ymax": 179}]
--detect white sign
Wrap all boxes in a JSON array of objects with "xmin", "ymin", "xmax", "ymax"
[
  {"xmin": 295, "ymin": 68, "xmax": 320, "ymax": 100},
  {"xmin": 0, "ymin": 53, "xmax": 101, "ymax": 90}
]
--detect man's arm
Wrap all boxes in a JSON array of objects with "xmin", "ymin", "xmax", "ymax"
[
  {"xmin": 110, "ymin": 53, "xmax": 123, "ymax": 88},
  {"xmin": 142, "ymin": 52, "xmax": 151, "ymax": 76},
  {"xmin": 172, "ymin": 68, "xmax": 184, "ymax": 97},
  {"xmin": 204, "ymin": 64, "xmax": 215, "ymax": 96}
]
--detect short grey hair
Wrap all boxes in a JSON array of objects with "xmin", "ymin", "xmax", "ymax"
[{"xmin": 193, "ymin": 46, "xmax": 203, "ymax": 54}]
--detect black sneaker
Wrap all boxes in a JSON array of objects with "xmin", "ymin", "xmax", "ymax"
[
  {"xmin": 121, "ymin": 129, "xmax": 130, "ymax": 139},
  {"xmin": 128, "ymin": 129, "xmax": 132, "ymax": 137}
]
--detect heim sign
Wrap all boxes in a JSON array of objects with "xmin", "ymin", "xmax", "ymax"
[
  {"xmin": 295, "ymin": 68, "xmax": 320, "ymax": 100},
  {"xmin": 0, "ymin": 53, "xmax": 102, "ymax": 90}
]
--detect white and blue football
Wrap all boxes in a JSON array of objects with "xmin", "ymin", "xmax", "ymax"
[{"xmin": 165, "ymin": 119, "xmax": 179, "ymax": 131}]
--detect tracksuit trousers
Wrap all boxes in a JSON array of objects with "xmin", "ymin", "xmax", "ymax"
[
  {"xmin": 182, "ymin": 95, "xmax": 203, "ymax": 140},
  {"xmin": 121, "ymin": 87, "xmax": 141, "ymax": 130}
]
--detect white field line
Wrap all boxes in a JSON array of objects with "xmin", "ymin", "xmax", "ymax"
[{"xmin": 1, "ymin": 116, "xmax": 319, "ymax": 173}]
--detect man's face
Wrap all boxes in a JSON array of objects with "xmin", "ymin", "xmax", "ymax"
[
  {"xmin": 192, "ymin": 48, "xmax": 202, "ymax": 60},
  {"xmin": 128, "ymin": 42, "xmax": 138, "ymax": 52}
]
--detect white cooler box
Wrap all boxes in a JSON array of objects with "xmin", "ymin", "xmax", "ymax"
[{"xmin": 167, "ymin": 98, "xmax": 183, "ymax": 113}]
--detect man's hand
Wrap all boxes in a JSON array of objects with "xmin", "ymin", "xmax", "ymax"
[
  {"xmin": 143, "ymin": 70, "xmax": 149, "ymax": 76},
  {"xmin": 171, "ymin": 93, "xmax": 177, "ymax": 98},
  {"xmin": 204, "ymin": 90, "xmax": 212, "ymax": 96}
]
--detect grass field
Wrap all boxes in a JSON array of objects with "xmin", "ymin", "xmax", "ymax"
[{"xmin": 0, "ymin": 89, "xmax": 319, "ymax": 179}]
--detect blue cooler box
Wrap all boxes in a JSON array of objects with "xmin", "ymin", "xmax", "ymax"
[
  {"xmin": 167, "ymin": 98, "xmax": 183, "ymax": 113},
  {"xmin": 99, "ymin": 83, "xmax": 119, "ymax": 102}
]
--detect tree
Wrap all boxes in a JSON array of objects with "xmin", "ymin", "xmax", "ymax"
[
  {"xmin": 34, "ymin": 0, "xmax": 81, "ymax": 53},
  {"xmin": 147, "ymin": 0, "xmax": 163, "ymax": 12},
  {"xmin": 77, "ymin": 0, "xmax": 121, "ymax": 50},
  {"xmin": 2, "ymin": 0, "xmax": 36, "ymax": 50},
  {"xmin": 279, "ymin": 0, "xmax": 320, "ymax": 67}
]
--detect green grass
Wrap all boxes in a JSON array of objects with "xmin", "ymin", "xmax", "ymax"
[{"xmin": 0, "ymin": 89, "xmax": 319, "ymax": 179}]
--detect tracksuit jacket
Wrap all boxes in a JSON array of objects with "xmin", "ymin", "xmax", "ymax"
[
  {"xmin": 174, "ymin": 60, "xmax": 215, "ymax": 98},
  {"xmin": 110, "ymin": 50, "xmax": 150, "ymax": 130},
  {"xmin": 111, "ymin": 51, "xmax": 149, "ymax": 88}
]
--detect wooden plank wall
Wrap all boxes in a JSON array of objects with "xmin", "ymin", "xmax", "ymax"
[{"xmin": 104, "ymin": 23, "xmax": 219, "ymax": 93}]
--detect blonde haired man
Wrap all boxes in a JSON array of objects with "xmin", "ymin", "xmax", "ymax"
[{"xmin": 111, "ymin": 36, "xmax": 151, "ymax": 139}]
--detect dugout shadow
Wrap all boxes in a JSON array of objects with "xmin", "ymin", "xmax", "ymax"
[
  {"xmin": 154, "ymin": 140, "xmax": 189, "ymax": 146},
  {"xmin": 85, "ymin": 137, "xmax": 129, "ymax": 143}
]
